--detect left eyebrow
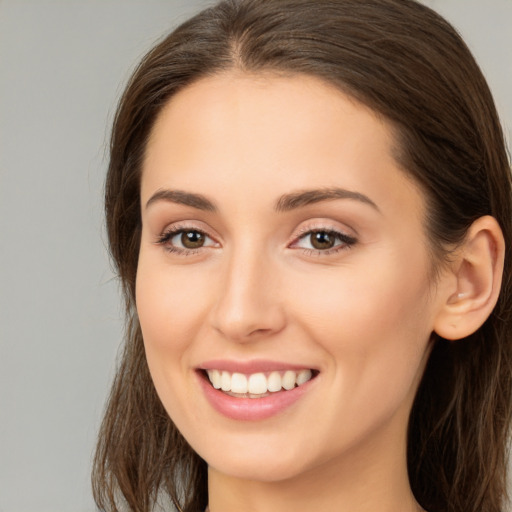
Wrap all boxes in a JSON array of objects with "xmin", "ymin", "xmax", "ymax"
[
  {"xmin": 145, "ymin": 189, "xmax": 217, "ymax": 212},
  {"xmin": 274, "ymin": 187, "xmax": 380, "ymax": 213}
]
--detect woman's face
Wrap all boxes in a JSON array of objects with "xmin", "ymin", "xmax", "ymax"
[{"xmin": 137, "ymin": 73, "xmax": 446, "ymax": 482}]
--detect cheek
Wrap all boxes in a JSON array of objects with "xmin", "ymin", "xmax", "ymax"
[
  {"xmin": 287, "ymin": 249, "xmax": 434, "ymax": 398},
  {"xmin": 135, "ymin": 256, "xmax": 215, "ymax": 424},
  {"xmin": 136, "ymin": 256, "xmax": 213, "ymax": 355},
  {"xmin": 289, "ymin": 259, "xmax": 432, "ymax": 345},
  {"xmin": 285, "ymin": 260, "xmax": 433, "ymax": 444}
]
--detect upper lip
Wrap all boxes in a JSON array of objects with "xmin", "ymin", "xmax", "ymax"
[{"xmin": 198, "ymin": 359, "xmax": 317, "ymax": 374}]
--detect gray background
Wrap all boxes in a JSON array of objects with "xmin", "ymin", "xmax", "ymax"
[{"xmin": 0, "ymin": 1, "xmax": 510, "ymax": 511}]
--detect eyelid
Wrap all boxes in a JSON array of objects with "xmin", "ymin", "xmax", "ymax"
[
  {"xmin": 154, "ymin": 219, "xmax": 357, "ymax": 255},
  {"xmin": 292, "ymin": 220, "xmax": 357, "ymax": 241},
  {"xmin": 288, "ymin": 221, "xmax": 358, "ymax": 254},
  {"xmin": 154, "ymin": 221, "xmax": 220, "ymax": 253}
]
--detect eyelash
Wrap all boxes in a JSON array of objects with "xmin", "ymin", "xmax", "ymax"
[
  {"xmin": 292, "ymin": 226, "xmax": 357, "ymax": 255},
  {"xmin": 155, "ymin": 224, "xmax": 357, "ymax": 256},
  {"xmin": 155, "ymin": 224, "xmax": 215, "ymax": 255}
]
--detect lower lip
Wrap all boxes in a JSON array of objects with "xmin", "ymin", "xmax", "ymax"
[{"xmin": 197, "ymin": 372, "xmax": 316, "ymax": 421}]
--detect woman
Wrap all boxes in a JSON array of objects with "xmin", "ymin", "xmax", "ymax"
[{"xmin": 92, "ymin": 1, "xmax": 512, "ymax": 511}]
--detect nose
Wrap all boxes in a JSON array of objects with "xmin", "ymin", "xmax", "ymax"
[{"xmin": 210, "ymin": 245, "xmax": 286, "ymax": 342}]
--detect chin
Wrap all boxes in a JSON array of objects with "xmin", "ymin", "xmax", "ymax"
[
  {"xmin": 190, "ymin": 427, "xmax": 325, "ymax": 484},
  {"xmin": 206, "ymin": 451, "xmax": 312, "ymax": 483}
]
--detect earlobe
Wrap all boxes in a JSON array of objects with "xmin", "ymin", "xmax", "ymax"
[{"xmin": 434, "ymin": 216, "xmax": 505, "ymax": 341}]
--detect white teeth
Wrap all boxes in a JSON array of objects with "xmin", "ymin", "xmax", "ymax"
[
  {"xmin": 210, "ymin": 369, "xmax": 221, "ymax": 389},
  {"xmin": 248, "ymin": 373, "xmax": 267, "ymax": 394},
  {"xmin": 206, "ymin": 368, "xmax": 314, "ymax": 395},
  {"xmin": 231, "ymin": 373, "xmax": 248, "ymax": 393},
  {"xmin": 282, "ymin": 370, "xmax": 296, "ymax": 390},
  {"xmin": 221, "ymin": 371, "xmax": 231, "ymax": 391},
  {"xmin": 267, "ymin": 371, "xmax": 282, "ymax": 392},
  {"xmin": 296, "ymin": 369, "xmax": 312, "ymax": 386}
]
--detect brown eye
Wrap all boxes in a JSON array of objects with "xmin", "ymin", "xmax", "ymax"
[
  {"xmin": 181, "ymin": 230, "xmax": 205, "ymax": 249},
  {"xmin": 310, "ymin": 231, "xmax": 336, "ymax": 250},
  {"xmin": 157, "ymin": 226, "xmax": 219, "ymax": 254},
  {"xmin": 291, "ymin": 228, "xmax": 357, "ymax": 254}
]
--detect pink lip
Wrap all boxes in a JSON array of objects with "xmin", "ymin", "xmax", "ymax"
[
  {"xmin": 199, "ymin": 359, "xmax": 314, "ymax": 374},
  {"xmin": 196, "ymin": 367, "xmax": 317, "ymax": 421}
]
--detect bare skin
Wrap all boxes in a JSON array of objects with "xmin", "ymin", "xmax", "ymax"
[{"xmin": 137, "ymin": 73, "xmax": 503, "ymax": 512}]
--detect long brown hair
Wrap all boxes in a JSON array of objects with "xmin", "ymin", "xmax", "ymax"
[{"xmin": 93, "ymin": 1, "xmax": 512, "ymax": 511}]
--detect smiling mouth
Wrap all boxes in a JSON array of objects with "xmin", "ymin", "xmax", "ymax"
[{"xmin": 203, "ymin": 369, "xmax": 318, "ymax": 398}]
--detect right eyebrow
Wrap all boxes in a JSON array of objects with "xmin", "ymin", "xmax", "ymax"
[
  {"xmin": 145, "ymin": 189, "xmax": 217, "ymax": 212},
  {"xmin": 274, "ymin": 187, "xmax": 380, "ymax": 213}
]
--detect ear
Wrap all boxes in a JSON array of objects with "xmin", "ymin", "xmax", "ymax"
[{"xmin": 433, "ymin": 215, "xmax": 505, "ymax": 340}]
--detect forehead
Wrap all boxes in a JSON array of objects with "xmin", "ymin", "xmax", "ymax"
[
  {"xmin": 141, "ymin": 72, "xmax": 424, "ymax": 225},
  {"xmin": 145, "ymin": 72, "xmax": 392, "ymax": 162}
]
